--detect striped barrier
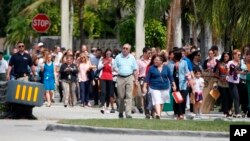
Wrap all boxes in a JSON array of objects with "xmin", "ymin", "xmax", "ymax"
[{"xmin": 6, "ymin": 80, "xmax": 45, "ymax": 106}]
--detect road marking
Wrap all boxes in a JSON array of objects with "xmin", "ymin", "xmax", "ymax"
[{"xmin": 62, "ymin": 137, "xmax": 77, "ymax": 141}]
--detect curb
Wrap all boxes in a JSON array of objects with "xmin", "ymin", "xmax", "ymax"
[{"xmin": 45, "ymin": 124, "xmax": 229, "ymax": 138}]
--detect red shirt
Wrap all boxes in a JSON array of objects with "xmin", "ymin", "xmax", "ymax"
[{"xmin": 100, "ymin": 58, "xmax": 113, "ymax": 80}]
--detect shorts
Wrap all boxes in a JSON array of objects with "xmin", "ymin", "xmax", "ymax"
[{"xmin": 195, "ymin": 92, "xmax": 203, "ymax": 102}]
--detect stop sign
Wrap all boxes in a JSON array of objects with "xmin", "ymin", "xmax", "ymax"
[{"xmin": 32, "ymin": 13, "xmax": 51, "ymax": 33}]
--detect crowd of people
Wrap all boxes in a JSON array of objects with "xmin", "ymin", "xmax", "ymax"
[{"xmin": 1, "ymin": 41, "xmax": 250, "ymax": 120}]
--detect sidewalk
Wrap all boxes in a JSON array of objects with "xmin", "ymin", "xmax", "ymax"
[
  {"xmin": 33, "ymin": 101, "xmax": 250, "ymax": 138},
  {"xmin": 34, "ymin": 101, "xmax": 250, "ymax": 122}
]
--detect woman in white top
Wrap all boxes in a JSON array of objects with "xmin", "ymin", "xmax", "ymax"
[
  {"xmin": 226, "ymin": 49, "xmax": 243, "ymax": 117},
  {"xmin": 78, "ymin": 53, "xmax": 94, "ymax": 107}
]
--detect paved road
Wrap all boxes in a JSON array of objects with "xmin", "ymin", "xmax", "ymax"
[{"xmin": 2, "ymin": 101, "xmax": 250, "ymax": 141}]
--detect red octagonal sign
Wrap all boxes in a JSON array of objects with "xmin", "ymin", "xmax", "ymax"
[{"xmin": 32, "ymin": 13, "xmax": 51, "ymax": 33}]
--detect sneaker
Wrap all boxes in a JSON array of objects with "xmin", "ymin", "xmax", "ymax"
[
  {"xmin": 105, "ymin": 110, "xmax": 110, "ymax": 114},
  {"xmin": 119, "ymin": 113, "xmax": 124, "ymax": 118},
  {"xmin": 138, "ymin": 108, "xmax": 143, "ymax": 114},
  {"xmin": 131, "ymin": 109, "xmax": 136, "ymax": 114},
  {"xmin": 145, "ymin": 114, "xmax": 150, "ymax": 119},
  {"xmin": 247, "ymin": 113, "xmax": 250, "ymax": 118},
  {"xmin": 100, "ymin": 109, "xmax": 104, "ymax": 114},
  {"xmin": 86, "ymin": 103, "xmax": 91, "ymax": 107},
  {"xmin": 126, "ymin": 115, "xmax": 132, "ymax": 119},
  {"xmin": 155, "ymin": 115, "xmax": 160, "ymax": 119},
  {"xmin": 234, "ymin": 114, "xmax": 241, "ymax": 118},
  {"xmin": 110, "ymin": 109, "xmax": 115, "ymax": 113}
]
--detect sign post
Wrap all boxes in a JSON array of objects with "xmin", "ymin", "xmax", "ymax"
[{"xmin": 32, "ymin": 13, "xmax": 51, "ymax": 33}]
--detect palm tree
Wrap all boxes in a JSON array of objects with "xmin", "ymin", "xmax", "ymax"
[
  {"xmin": 145, "ymin": 0, "xmax": 186, "ymax": 50},
  {"xmin": 196, "ymin": 0, "xmax": 250, "ymax": 51}
]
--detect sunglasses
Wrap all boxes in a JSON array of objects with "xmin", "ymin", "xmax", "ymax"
[
  {"xmin": 123, "ymin": 47, "xmax": 129, "ymax": 50},
  {"xmin": 18, "ymin": 45, "xmax": 25, "ymax": 48}
]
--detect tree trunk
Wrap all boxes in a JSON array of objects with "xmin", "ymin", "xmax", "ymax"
[
  {"xmin": 135, "ymin": 0, "xmax": 145, "ymax": 59},
  {"xmin": 115, "ymin": 0, "xmax": 122, "ymax": 40},
  {"xmin": 200, "ymin": 23, "xmax": 212, "ymax": 63},
  {"xmin": 69, "ymin": 0, "xmax": 74, "ymax": 51},
  {"xmin": 61, "ymin": 0, "xmax": 70, "ymax": 49},
  {"xmin": 167, "ymin": 2, "xmax": 174, "ymax": 51},
  {"xmin": 173, "ymin": 0, "xmax": 182, "ymax": 48},
  {"xmin": 78, "ymin": 0, "xmax": 86, "ymax": 48},
  {"xmin": 167, "ymin": 0, "xmax": 182, "ymax": 50},
  {"xmin": 191, "ymin": 0, "xmax": 198, "ymax": 46},
  {"xmin": 182, "ymin": 14, "xmax": 190, "ymax": 45}
]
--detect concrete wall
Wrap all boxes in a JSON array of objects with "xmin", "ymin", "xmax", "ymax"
[{"xmin": 39, "ymin": 36, "xmax": 121, "ymax": 51}]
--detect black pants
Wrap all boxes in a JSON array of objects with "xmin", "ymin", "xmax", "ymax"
[
  {"xmin": 58, "ymin": 81, "xmax": 63, "ymax": 101},
  {"xmin": 238, "ymin": 80, "xmax": 248, "ymax": 113},
  {"xmin": 89, "ymin": 79, "xmax": 99, "ymax": 105},
  {"xmin": 173, "ymin": 90, "xmax": 188, "ymax": 116},
  {"xmin": 100, "ymin": 80, "xmax": 114, "ymax": 107},
  {"xmin": 228, "ymin": 82, "xmax": 240, "ymax": 114},
  {"xmin": 218, "ymin": 86, "xmax": 232, "ymax": 115}
]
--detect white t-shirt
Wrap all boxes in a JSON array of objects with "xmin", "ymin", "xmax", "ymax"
[
  {"xmin": 226, "ymin": 60, "xmax": 240, "ymax": 84},
  {"xmin": 0, "ymin": 59, "xmax": 8, "ymax": 74},
  {"xmin": 193, "ymin": 77, "xmax": 204, "ymax": 93},
  {"xmin": 53, "ymin": 52, "xmax": 63, "ymax": 67}
]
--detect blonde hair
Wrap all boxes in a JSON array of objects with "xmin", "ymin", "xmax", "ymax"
[{"xmin": 79, "ymin": 53, "xmax": 89, "ymax": 63}]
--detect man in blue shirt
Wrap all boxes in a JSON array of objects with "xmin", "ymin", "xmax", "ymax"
[{"xmin": 114, "ymin": 43, "xmax": 138, "ymax": 118}]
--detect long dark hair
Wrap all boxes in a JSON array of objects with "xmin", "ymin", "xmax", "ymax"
[
  {"xmin": 219, "ymin": 52, "xmax": 231, "ymax": 63},
  {"xmin": 103, "ymin": 48, "xmax": 112, "ymax": 58},
  {"xmin": 148, "ymin": 55, "xmax": 156, "ymax": 67}
]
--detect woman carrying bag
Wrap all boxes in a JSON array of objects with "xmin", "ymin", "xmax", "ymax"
[{"xmin": 143, "ymin": 54, "xmax": 176, "ymax": 119}]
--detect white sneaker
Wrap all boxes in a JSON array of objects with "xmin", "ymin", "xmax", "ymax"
[{"xmin": 105, "ymin": 110, "xmax": 110, "ymax": 114}]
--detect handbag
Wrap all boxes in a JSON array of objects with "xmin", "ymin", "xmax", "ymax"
[
  {"xmin": 172, "ymin": 91, "xmax": 183, "ymax": 103},
  {"xmin": 145, "ymin": 92, "xmax": 153, "ymax": 111}
]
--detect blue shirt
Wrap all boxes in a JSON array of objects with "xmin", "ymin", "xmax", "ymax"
[
  {"xmin": 240, "ymin": 59, "xmax": 247, "ymax": 80},
  {"xmin": 114, "ymin": 53, "xmax": 138, "ymax": 76},
  {"xmin": 145, "ymin": 65, "xmax": 174, "ymax": 90},
  {"xmin": 167, "ymin": 60, "xmax": 175, "ymax": 76},
  {"xmin": 183, "ymin": 57, "xmax": 193, "ymax": 71},
  {"xmin": 175, "ymin": 59, "xmax": 190, "ymax": 90}
]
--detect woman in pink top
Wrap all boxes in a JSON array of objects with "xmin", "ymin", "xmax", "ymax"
[
  {"xmin": 98, "ymin": 49, "xmax": 115, "ymax": 114},
  {"xmin": 78, "ymin": 53, "xmax": 92, "ymax": 107},
  {"xmin": 203, "ymin": 49, "xmax": 218, "ymax": 72}
]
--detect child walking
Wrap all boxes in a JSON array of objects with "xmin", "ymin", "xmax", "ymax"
[{"xmin": 193, "ymin": 69, "xmax": 204, "ymax": 117}]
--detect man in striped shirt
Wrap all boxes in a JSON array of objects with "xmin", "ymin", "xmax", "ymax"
[{"xmin": 114, "ymin": 43, "xmax": 138, "ymax": 118}]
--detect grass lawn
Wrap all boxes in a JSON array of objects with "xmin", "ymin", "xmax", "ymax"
[{"xmin": 58, "ymin": 119, "xmax": 250, "ymax": 132}]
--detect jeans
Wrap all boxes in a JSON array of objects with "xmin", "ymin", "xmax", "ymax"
[
  {"xmin": 79, "ymin": 81, "xmax": 90, "ymax": 104},
  {"xmin": 218, "ymin": 86, "xmax": 232, "ymax": 115}
]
